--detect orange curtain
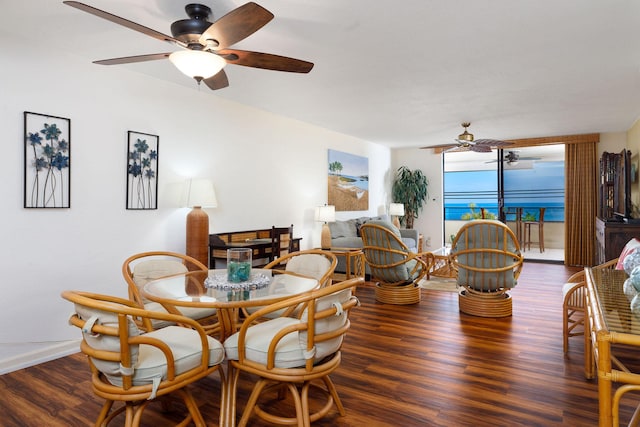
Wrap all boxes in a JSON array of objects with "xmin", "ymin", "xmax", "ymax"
[{"xmin": 564, "ymin": 142, "xmax": 598, "ymax": 266}]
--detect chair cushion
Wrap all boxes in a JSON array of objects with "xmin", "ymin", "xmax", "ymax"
[
  {"xmin": 453, "ymin": 221, "xmax": 519, "ymax": 291},
  {"xmin": 133, "ymin": 260, "xmax": 189, "ymax": 303},
  {"xmin": 225, "ymin": 317, "xmax": 305, "ymax": 368},
  {"xmin": 363, "ymin": 220, "xmax": 412, "ymax": 282},
  {"xmin": 226, "ymin": 288, "xmax": 353, "ymax": 369},
  {"xmin": 285, "ymin": 254, "xmax": 332, "ymax": 281},
  {"xmin": 76, "ymin": 303, "xmax": 223, "ymax": 387},
  {"xmin": 109, "ymin": 326, "xmax": 224, "ymax": 387},
  {"xmin": 328, "ymin": 220, "xmax": 358, "ymax": 239},
  {"xmin": 562, "ymin": 281, "xmax": 583, "ymax": 297},
  {"xmin": 75, "ymin": 303, "xmax": 141, "ymax": 377},
  {"xmin": 299, "ymin": 288, "xmax": 351, "ymax": 359}
]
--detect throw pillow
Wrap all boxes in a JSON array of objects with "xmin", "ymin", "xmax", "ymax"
[{"xmin": 616, "ymin": 238, "xmax": 640, "ymax": 270}]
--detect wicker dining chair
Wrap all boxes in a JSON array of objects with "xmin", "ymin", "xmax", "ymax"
[
  {"xmin": 61, "ymin": 290, "xmax": 225, "ymax": 427},
  {"xmin": 562, "ymin": 258, "xmax": 618, "ymax": 354},
  {"xmin": 360, "ymin": 220, "xmax": 431, "ymax": 304},
  {"xmin": 224, "ymin": 277, "xmax": 362, "ymax": 427},
  {"xmin": 450, "ymin": 220, "xmax": 524, "ymax": 317},
  {"xmin": 122, "ymin": 251, "xmax": 219, "ymax": 334},
  {"xmin": 243, "ymin": 249, "xmax": 337, "ymax": 320}
]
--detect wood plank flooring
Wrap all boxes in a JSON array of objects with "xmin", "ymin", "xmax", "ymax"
[{"xmin": 3, "ymin": 262, "xmax": 640, "ymax": 426}]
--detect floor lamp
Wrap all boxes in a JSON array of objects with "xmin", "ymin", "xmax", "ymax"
[
  {"xmin": 389, "ymin": 203, "xmax": 405, "ymax": 229},
  {"xmin": 317, "ymin": 205, "xmax": 335, "ymax": 249},
  {"xmin": 183, "ymin": 178, "xmax": 217, "ymax": 268}
]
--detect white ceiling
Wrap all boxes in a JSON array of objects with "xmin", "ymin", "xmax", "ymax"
[{"xmin": 5, "ymin": 0, "xmax": 640, "ymax": 148}]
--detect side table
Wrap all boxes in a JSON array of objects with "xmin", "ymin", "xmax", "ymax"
[
  {"xmin": 427, "ymin": 247, "xmax": 456, "ymax": 279},
  {"xmin": 317, "ymin": 247, "xmax": 365, "ymax": 282}
]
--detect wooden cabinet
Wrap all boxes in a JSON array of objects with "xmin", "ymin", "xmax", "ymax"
[
  {"xmin": 595, "ymin": 217, "xmax": 640, "ymax": 264},
  {"xmin": 599, "ymin": 150, "xmax": 631, "ymax": 221}
]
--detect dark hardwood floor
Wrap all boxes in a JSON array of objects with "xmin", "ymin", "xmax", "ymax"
[{"xmin": 3, "ymin": 261, "xmax": 640, "ymax": 426}]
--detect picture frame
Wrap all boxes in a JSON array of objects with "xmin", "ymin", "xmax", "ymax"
[
  {"xmin": 126, "ymin": 131, "xmax": 159, "ymax": 210},
  {"xmin": 327, "ymin": 149, "xmax": 369, "ymax": 211},
  {"xmin": 24, "ymin": 111, "xmax": 71, "ymax": 208}
]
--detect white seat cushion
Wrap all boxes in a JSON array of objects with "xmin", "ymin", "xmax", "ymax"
[
  {"xmin": 562, "ymin": 281, "xmax": 583, "ymax": 297},
  {"xmin": 107, "ymin": 325, "xmax": 225, "ymax": 387},
  {"xmin": 224, "ymin": 317, "xmax": 306, "ymax": 368}
]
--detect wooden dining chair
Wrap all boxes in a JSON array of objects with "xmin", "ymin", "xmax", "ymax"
[
  {"xmin": 523, "ymin": 208, "xmax": 546, "ymax": 252},
  {"xmin": 224, "ymin": 277, "xmax": 362, "ymax": 427},
  {"xmin": 271, "ymin": 225, "xmax": 294, "ymax": 261},
  {"xmin": 122, "ymin": 251, "xmax": 219, "ymax": 335},
  {"xmin": 61, "ymin": 290, "xmax": 225, "ymax": 427}
]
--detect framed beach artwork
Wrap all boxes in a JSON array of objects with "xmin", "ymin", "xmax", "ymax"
[
  {"xmin": 126, "ymin": 131, "xmax": 159, "ymax": 210},
  {"xmin": 328, "ymin": 149, "xmax": 369, "ymax": 211},
  {"xmin": 24, "ymin": 111, "xmax": 71, "ymax": 208}
]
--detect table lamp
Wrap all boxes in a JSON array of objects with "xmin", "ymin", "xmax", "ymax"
[
  {"xmin": 182, "ymin": 178, "xmax": 217, "ymax": 267},
  {"xmin": 317, "ymin": 205, "xmax": 335, "ymax": 249},
  {"xmin": 389, "ymin": 203, "xmax": 405, "ymax": 229}
]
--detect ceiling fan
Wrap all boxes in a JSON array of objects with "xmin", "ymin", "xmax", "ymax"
[
  {"xmin": 63, "ymin": 1, "xmax": 314, "ymax": 90},
  {"xmin": 421, "ymin": 123, "xmax": 513, "ymax": 153},
  {"xmin": 485, "ymin": 150, "xmax": 542, "ymax": 164}
]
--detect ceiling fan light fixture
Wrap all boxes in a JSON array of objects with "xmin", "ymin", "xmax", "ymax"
[
  {"xmin": 169, "ymin": 50, "xmax": 225, "ymax": 80},
  {"xmin": 458, "ymin": 130, "xmax": 474, "ymax": 142}
]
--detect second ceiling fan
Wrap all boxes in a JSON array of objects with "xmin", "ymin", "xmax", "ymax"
[
  {"xmin": 63, "ymin": 1, "xmax": 314, "ymax": 91},
  {"xmin": 422, "ymin": 123, "xmax": 513, "ymax": 153}
]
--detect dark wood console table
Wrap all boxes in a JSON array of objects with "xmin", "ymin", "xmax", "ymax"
[
  {"xmin": 209, "ymin": 230, "xmax": 301, "ymax": 268},
  {"xmin": 595, "ymin": 217, "xmax": 640, "ymax": 264}
]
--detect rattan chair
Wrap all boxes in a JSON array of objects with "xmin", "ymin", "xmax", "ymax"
[
  {"xmin": 562, "ymin": 258, "xmax": 618, "ymax": 354},
  {"xmin": 225, "ymin": 277, "xmax": 362, "ymax": 427},
  {"xmin": 61, "ymin": 290, "xmax": 225, "ymax": 427},
  {"xmin": 122, "ymin": 251, "xmax": 218, "ymax": 334},
  {"xmin": 244, "ymin": 249, "xmax": 337, "ymax": 320},
  {"xmin": 450, "ymin": 220, "xmax": 524, "ymax": 317},
  {"xmin": 360, "ymin": 220, "xmax": 431, "ymax": 304}
]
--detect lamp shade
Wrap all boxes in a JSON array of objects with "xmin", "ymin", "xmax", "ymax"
[
  {"xmin": 389, "ymin": 203, "xmax": 405, "ymax": 216},
  {"xmin": 182, "ymin": 178, "xmax": 217, "ymax": 208},
  {"xmin": 169, "ymin": 50, "xmax": 226, "ymax": 79},
  {"xmin": 316, "ymin": 205, "xmax": 336, "ymax": 223}
]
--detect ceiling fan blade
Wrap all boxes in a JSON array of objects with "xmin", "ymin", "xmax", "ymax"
[
  {"xmin": 63, "ymin": 1, "xmax": 185, "ymax": 47},
  {"xmin": 93, "ymin": 53, "xmax": 171, "ymax": 65},
  {"xmin": 203, "ymin": 70, "xmax": 230, "ymax": 90},
  {"xmin": 217, "ymin": 49, "xmax": 313, "ymax": 73},
  {"xmin": 473, "ymin": 139, "xmax": 513, "ymax": 147},
  {"xmin": 199, "ymin": 2, "xmax": 274, "ymax": 50},
  {"xmin": 469, "ymin": 144, "xmax": 492, "ymax": 153}
]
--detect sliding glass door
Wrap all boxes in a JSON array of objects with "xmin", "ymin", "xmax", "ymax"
[{"xmin": 444, "ymin": 145, "xmax": 565, "ymax": 259}]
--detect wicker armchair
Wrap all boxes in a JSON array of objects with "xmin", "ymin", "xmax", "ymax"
[
  {"xmin": 122, "ymin": 251, "xmax": 219, "ymax": 335},
  {"xmin": 360, "ymin": 220, "xmax": 431, "ymax": 304},
  {"xmin": 562, "ymin": 258, "xmax": 618, "ymax": 354},
  {"xmin": 224, "ymin": 277, "xmax": 362, "ymax": 427},
  {"xmin": 61, "ymin": 290, "xmax": 224, "ymax": 427},
  {"xmin": 243, "ymin": 249, "xmax": 337, "ymax": 320},
  {"xmin": 450, "ymin": 220, "xmax": 524, "ymax": 317}
]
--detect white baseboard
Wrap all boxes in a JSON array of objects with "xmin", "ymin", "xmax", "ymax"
[{"xmin": 0, "ymin": 340, "xmax": 80, "ymax": 375}]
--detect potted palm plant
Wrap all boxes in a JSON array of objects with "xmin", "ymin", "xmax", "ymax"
[{"xmin": 392, "ymin": 166, "xmax": 429, "ymax": 229}]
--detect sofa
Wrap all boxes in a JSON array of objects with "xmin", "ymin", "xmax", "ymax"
[{"xmin": 328, "ymin": 214, "xmax": 420, "ymax": 273}]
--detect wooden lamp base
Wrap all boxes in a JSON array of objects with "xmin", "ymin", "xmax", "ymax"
[
  {"xmin": 321, "ymin": 223, "xmax": 332, "ymax": 249},
  {"xmin": 186, "ymin": 206, "xmax": 209, "ymax": 268}
]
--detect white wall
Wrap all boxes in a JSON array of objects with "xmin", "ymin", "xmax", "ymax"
[
  {"xmin": 0, "ymin": 30, "xmax": 390, "ymax": 368},
  {"xmin": 392, "ymin": 149, "xmax": 444, "ymax": 250}
]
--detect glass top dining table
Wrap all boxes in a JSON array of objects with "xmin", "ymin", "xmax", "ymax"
[{"xmin": 142, "ymin": 268, "xmax": 319, "ymax": 340}]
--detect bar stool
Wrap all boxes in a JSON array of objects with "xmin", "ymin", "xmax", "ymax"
[
  {"xmin": 504, "ymin": 207, "xmax": 523, "ymax": 242},
  {"xmin": 523, "ymin": 208, "xmax": 545, "ymax": 252}
]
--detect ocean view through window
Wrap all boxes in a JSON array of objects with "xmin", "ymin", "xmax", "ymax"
[{"xmin": 444, "ymin": 153, "xmax": 565, "ymax": 222}]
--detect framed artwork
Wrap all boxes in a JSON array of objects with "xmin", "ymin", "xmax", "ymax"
[
  {"xmin": 126, "ymin": 131, "xmax": 159, "ymax": 210},
  {"xmin": 24, "ymin": 111, "xmax": 71, "ymax": 208},
  {"xmin": 327, "ymin": 149, "xmax": 369, "ymax": 211}
]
